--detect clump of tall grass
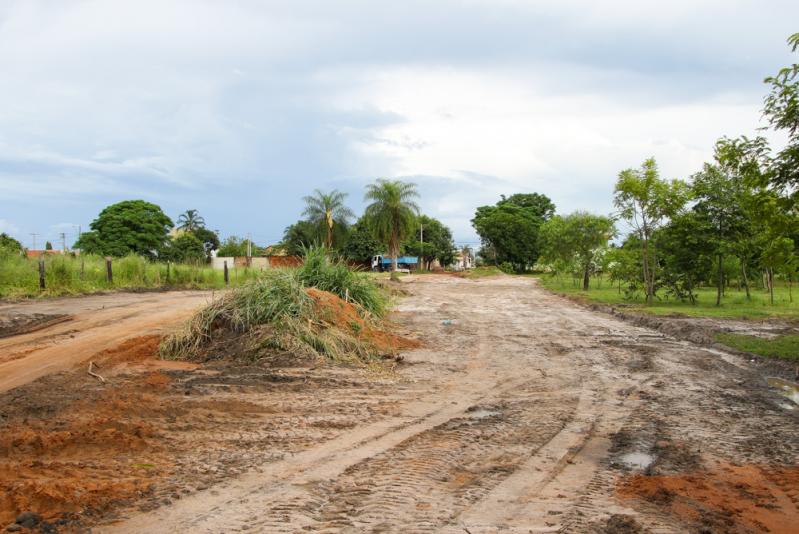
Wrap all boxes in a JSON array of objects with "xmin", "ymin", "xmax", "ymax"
[
  {"xmin": 159, "ymin": 267, "xmax": 386, "ymax": 364},
  {"xmin": 297, "ymin": 247, "xmax": 386, "ymax": 316}
]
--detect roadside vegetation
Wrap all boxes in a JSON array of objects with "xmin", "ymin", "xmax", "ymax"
[
  {"xmin": 539, "ymin": 274, "xmax": 799, "ymax": 319},
  {"xmin": 714, "ymin": 332, "xmax": 799, "ymax": 361},
  {"xmin": 160, "ymin": 248, "xmax": 405, "ymax": 365}
]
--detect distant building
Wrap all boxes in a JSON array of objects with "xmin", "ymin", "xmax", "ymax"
[{"xmin": 26, "ymin": 249, "xmax": 64, "ymax": 259}]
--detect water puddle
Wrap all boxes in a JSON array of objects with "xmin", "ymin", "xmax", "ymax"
[
  {"xmin": 466, "ymin": 408, "xmax": 500, "ymax": 419},
  {"xmin": 619, "ymin": 452, "xmax": 655, "ymax": 470},
  {"xmin": 767, "ymin": 377, "xmax": 799, "ymax": 405}
]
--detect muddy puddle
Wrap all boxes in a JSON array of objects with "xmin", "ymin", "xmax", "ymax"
[
  {"xmin": 619, "ymin": 452, "xmax": 655, "ymax": 470},
  {"xmin": 767, "ymin": 377, "xmax": 799, "ymax": 405}
]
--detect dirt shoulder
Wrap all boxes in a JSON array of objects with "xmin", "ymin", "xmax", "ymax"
[{"xmin": 1, "ymin": 275, "xmax": 797, "ymax": 533}]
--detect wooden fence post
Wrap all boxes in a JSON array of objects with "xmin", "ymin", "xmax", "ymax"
[
  {"xmin": 167, "ymin": 261, "xmax": 171, "ymax": 283},
  {"xmin": 38, "ymin": 259, "xmax": 46, "ymax": 290},
  {"xmin": 105, "ymin": 257, "xmax": 113, "ymax": 284},
  {"xmin": 224, "ymin": 260, "xmax": 229, "ymax": 285}
]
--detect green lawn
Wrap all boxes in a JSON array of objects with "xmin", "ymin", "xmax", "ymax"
[
  {"xmin": 714, "ymin": 332, "xmax": 799, "ymax": 361},
  {"xmin": 538, "ymin": 274, "xmax": 799, "ymax": 320}
]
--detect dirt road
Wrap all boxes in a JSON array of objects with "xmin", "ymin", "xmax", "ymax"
[
  {"xmin": 0, "ymin": 291, "xmax": 214, "ymax": 392},
  {"xmin": 83, "ymin": 275, "xmax": 794, "ymax": 533}
]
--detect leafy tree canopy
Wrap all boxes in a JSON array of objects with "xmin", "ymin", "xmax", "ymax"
[
  {"xmin": 164, "ymin": 233, "xmax": 206, "ymax": 263},
  {"xmin": 217, "ymin": 236, "xmax": 261, "ymax": 257},
  {"xmin": 472, "ymin": 192, "xmax": 554, "ymax": 272},
  {"xmin": 403, "ymin": 215, "xmax": 455, "ymax": 269},
  {"xmin": 342, "ymin": 218, "xmax": 381, "ymax": 262},
  {"xmin": 75, "ymin": 200, "xmax": 173, "ymax": 258},
  {"xmin": 281, "ymin": 220, "xmax": 322, "ymax": 256},
  {"xmin": 302, "ymin": 189, "xmax": 354, "ymax": 248},
  {"xmin": 176, "ymin": 209, "xmax": 206, "ymax": 232},
  {"xmin": 0, "ymin": 233, "xmax": 22, "ymax": 253}
]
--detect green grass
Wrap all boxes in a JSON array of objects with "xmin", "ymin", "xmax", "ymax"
[
  {"xmin": 0, "ymin": 251, "xmax": 259, "ymax": 299},
  {"xmin": 538, "ymin": 274, "xmax": 799, "ymax": 319},
  {"xmin": 714, "ymin": 332, "xmax": 799, "ymax": 361},
  {"xmin": 160, "ymin": 249, "xmax": 388, "ymax": 364}
]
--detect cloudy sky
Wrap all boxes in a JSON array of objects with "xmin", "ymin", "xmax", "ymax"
[{"xmin": 1, "ymin": 0, "xmax": 797, "ymax": 248}]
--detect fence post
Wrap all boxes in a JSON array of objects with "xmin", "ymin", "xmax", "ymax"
[
  {"xmin": 105, "ymin": 257, "xmax": 113, "ymax": 284},
  {"xmin": 80, "ymin": 257, "xmax": 85, "ymax": 279},
  {"xmin": 223, "ymin": 260, "xmax": 229, "ymax": 286},
  {"xmin": 38, "ymin": 259, "xmax": 46, "ymax": 290},
  {"xmin": 167, "ymin": 261, "xmax": 171, "ymax": 283}
]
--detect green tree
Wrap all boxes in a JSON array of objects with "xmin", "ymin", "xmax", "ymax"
[
  {"xmin": 762, "ymin": 33, "xmax": 799, "ymax": 207},
  {"xmin": 0, "ymin": 233, "xmax": 22, "ymax": 253},
  {"xmin": 217, "ymin": 235, "xmax": 260, "ymax": 257},
  {"xmin": 539, "ymin": 211, "xmax": 616, "ymax": 290},
  {"xmin": 75, "ymin": 200, "xmax": 173, "ymax": 258},
  {"xmin": 656, "ymin": 212, "xmax": 714, "ymax": 304},
  {"xmin": 691, "ymin": 163, "xmax": 751, "ymax": 305},
  {"xmin": 302, "ymin": 189, "xmax": 354, "ymax": 249},
  {"xmin": 282, "ymin": 220, "xmax": 321, "ymax": 256},
  {"xmin": 44, "ymin": 241, "xmax": 53, "ymax": 250},
  {"xmin": 190, "ymin": 227, "xmax": 220, "ymax": 258},
  {"xmin": 472, "ymin": 193, "xmax": 554, "ymax": 272},
  {"xmin": 363, "ymin": 179, "xmax": 420, "ymax": 273},
  {"xmin": 176, "ymin": 209, "xmax": 206, "ymax": 232},
  {"xmin": 165, "ymin": 234, "xmax": 206, "ymax": 264},
  {"xmin": 342, "ymin": 218, "xmax": 381, "ymax": 263},
  {"xmin": 404, "ymin": 215, "xmax": 455, "ymax": 270},
  {"xmin": 613, "ymin": 158, "xmax": 689, "ymax": 304}
]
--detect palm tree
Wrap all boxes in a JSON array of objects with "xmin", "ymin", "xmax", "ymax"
[
  {"xmin": 363, "ymin": 179, "xmax": 420, "ymax": 272},
  {"xmin": 302, "ymin": 189, "xmax": 354, "ymax": 248},
  {"xmin": 177, "ymin": 209, "xmax": 205, "ymax": 232}
]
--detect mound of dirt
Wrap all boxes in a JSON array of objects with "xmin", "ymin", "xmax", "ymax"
[
  {"xmin": 306, "ymin": 288, "xmax": 421, "ymax": 354},
  {"xmin": 617, "ymin": 463, "xmax": 799, "ymax": 533}
]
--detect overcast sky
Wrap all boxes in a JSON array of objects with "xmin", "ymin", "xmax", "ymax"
[{"xmin": 1, "ymin": 0, "xmax": 797, "ymax": 248}]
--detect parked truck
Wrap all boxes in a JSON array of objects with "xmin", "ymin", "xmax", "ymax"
[{"xmin": 370, "ymin": 255, "xmax": 418, "ymax": 273}]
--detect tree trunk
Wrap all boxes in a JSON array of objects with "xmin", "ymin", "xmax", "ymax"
[
  {"xmin": 687, "ymin": 276, "xmax": 695, "ymax": 305},
  {"xmin": 326, "ymin": 225, "xmax": 333, "ymax": 249},
  {"xmin": 716, "ymin": 254, "xmax": 723, "ymax": 306},
  {"xmin": 583, "ymin": 264, "xmax": 590, "ymax": 291},
  {"xmin": 390, "ymin": 233, "xmax": 398, "ymax": 273},
  {"xmin": 741, "ymin": 260, "xmax": 751, "ymax": 301},
  {"xmin": 768, "ymin": 268, "xmax": 774, "ymax": 305}
]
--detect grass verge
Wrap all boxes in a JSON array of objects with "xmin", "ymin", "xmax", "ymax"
[
  {"xmin": 713, "ymin": 333, "xmax": 799, "ymax": 361},
  {"xmin": 0, "ymin": 251, "xmax": 258, "ymax": 299},
  {"xmin": 538, "ymin": 274, "xmax": 799, "ymax": 320}
]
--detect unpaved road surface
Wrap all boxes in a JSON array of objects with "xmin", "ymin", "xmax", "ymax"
[
  {"xmin": 0, "ymin": 291, "xmax": 213, "ymax": 392},
  {"xmin": 101, "ymin": 276, "xmax": 796, "ymax": 533},
  {"xmin": 1, "ymin": 277, "xmax": 797, "ymax": 533}
]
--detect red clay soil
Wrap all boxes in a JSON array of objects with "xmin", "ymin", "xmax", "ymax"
[
  {"xmin": 0, "ymin": 376, "xmax": 172, "ymax": 526},
  {"xmin": 617, "ymin": 463, "xmax": 799, "ymax": 533},
  {"xmin": 0, "ymin": 337, "xmax": 187, "ymax": 526},
  {"xmin": 305, "ymin": 288, "xmax": 421, "ymax": 354}
]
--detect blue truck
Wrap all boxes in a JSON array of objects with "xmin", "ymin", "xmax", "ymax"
[{"xmin": 371, "ymin": 255, "xmax": 419, "ymax": 272}]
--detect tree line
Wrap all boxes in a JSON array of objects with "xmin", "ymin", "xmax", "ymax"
[
  {"xmin": 56, "ymin": 178, "xmax": 458, "ymax": 272},
  {"xmin": 472, "ymin": 33, "xmax": 799, "ymax": 306}
]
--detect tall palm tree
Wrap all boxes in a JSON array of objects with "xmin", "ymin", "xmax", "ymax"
[
  {"xmin": 177, "ymin": 209, "xmax": 205, "ymax": 232},
  {"xmin": 363, "ymin": 179, "xmax": 420, "ymax": 272},
  {"xmin": 302, "ymin": 189, "xmax": 354, "ymax": 248}
]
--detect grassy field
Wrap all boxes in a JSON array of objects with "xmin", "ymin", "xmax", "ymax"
[
  {"xmin": 0, "ymin": 252, "xmax": 260, "ymax": 299},
  {"xmin": 538, "ymin": 274, "xmax": 799, "ymax": 319}
]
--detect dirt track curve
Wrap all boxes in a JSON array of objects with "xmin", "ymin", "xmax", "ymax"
[
  {"xmin": 0, "ymin": 291, "xmax": 213, "ymax": 393},
  {"xmin": 90, "ymin": 275, "xmax": 797, "ymax": 533}
]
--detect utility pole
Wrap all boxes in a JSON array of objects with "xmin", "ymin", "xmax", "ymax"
[
  {"xmin": 60, "ymin": 232, "xmax": 66, "ymax": 252},
  {"xmin": 420, "ymin": 223, "xmax": 424, "ymax": 270},
  {"xmin": 30, "ymin": 233, "xmax": 38, "ymax": 250},
  {"xmin": 247, "ymin": 232, "xmax": 252, "ymax": 258}
]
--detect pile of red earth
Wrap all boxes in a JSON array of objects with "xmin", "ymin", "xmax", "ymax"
[{"xmin": 305, "ymin": 288, "xmax": 420, "ymax": 355}]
